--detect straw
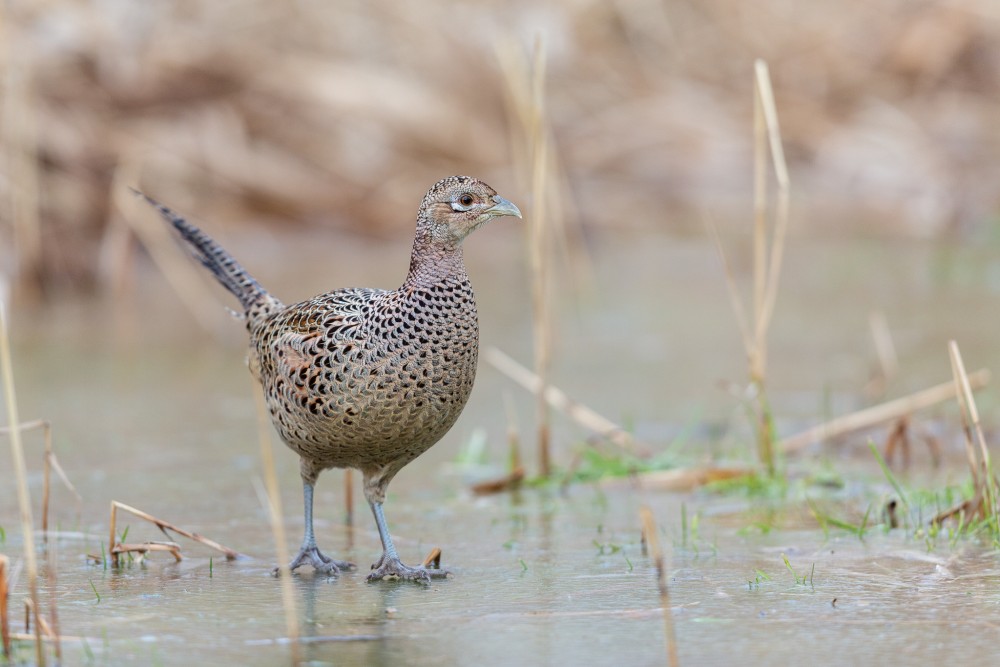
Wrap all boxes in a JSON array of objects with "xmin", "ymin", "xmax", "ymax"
[
  {"xmin": 486, "ymin": 347, "xmax": 651, "ymax": 456},
  {"xmin": 639, "ymin": 506, "xmax": 679, "ymax": 667},
  {"xmin": 779, "ymin": 369, "xmax": 990, "ymax": 453},
  {"xmin": 108, "ymin": 500, "xmax": 240, "ymax": 567},
  {"xmin": 252, "ymin": 383, "xmax": 300, "ymax": 663},
  {"xmin": 0, "ymin": 302, "xmax": 44, "ymax": 666}
]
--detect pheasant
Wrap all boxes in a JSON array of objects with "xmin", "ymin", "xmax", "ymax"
[{"xmin": 137, "ymin": 176, "xmax": 521, "ymax": 582}]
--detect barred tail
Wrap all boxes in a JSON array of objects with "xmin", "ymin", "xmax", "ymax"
[{"xmin": 133, "ymin": 189, "xmax": 274, "ymax": 315}]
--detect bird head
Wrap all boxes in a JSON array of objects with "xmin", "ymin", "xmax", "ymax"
[{"xmin": 418, "ymin": 176, "xmax": 522, "ymax": 246}]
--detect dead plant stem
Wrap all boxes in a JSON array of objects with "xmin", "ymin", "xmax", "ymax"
[
  {"xmin": 639, "ymin": 506, "xmax": 679, "ymax": 667},
  {"xmin": 0, "ymin": 303, "xmax": 44, "ymax": 666},
  {"xmin": 0, "ymin": 554, "xmax": 9, "ymax": 659},
  {"xmin": 253, "ymin": 383, "xmax": 300, "ymax": 663},
  {"xmin": 779, "ymin": 369, "xmax": 990, "ymax": 453}
]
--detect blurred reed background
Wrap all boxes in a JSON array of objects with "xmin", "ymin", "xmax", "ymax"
[{"xmin": 1, "ymin": 0, "xmax": 999, "ymax": 303}]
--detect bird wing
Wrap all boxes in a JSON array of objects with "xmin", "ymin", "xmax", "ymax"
[{"xmin": 251, "ymin": 287, "xmax": 389, "ymax": 385}]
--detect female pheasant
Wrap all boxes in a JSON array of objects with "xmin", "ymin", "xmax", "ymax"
[{"xmin": 138, "ymin": 176, "xmax": 521, "ymax": 582}]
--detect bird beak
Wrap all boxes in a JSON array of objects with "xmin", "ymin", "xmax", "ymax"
[{"xmin": 484, "ymin": 195, "xmax": 522, "ymax": 219}]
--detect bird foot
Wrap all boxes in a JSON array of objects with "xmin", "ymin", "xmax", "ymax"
[
  {"xmin": 273, "ymin": 545, "xmax": 355, "ymax": 577},
  {"xmin": 367, "ymin": 554, "xmax": 450, "ymax": 584}
]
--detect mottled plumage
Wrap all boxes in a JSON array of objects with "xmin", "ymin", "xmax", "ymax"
[{"xmin": 139, "ymin": 176, "xmax": 521, "ymax": 581}]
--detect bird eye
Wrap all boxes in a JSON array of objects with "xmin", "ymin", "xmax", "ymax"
[{"xmin": 451, "ymin": 193, "xmax": 476, "ymax": 212}]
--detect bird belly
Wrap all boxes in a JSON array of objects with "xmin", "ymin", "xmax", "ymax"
[{"xmin": 263, "ymin": 347, "xmax": 477, "ymax": 471}]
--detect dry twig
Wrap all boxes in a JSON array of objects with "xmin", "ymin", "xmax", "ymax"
[
  {"xmin": 486, "ymin": 347, "xmax": 651, "ymax": 456},
  {"xmin": 108, "ymin": 500, "xmax": 240, "ymax": 567},
  {"xmin": 779, "ymin": 369, "xmax": 990, "ymax": 453},
  {"xmin": 933, "ymin": 342, "xmax": 998, "ymax": 527},
  {"xmin": 0, "ymin": 419, "xmax": 82, "ymax": 539},
  {"xmin": 0, "ymin": 303, "xmax": 44, "ymax": 666},
  {"xmin": 0, "ymin": 554, "xmax": 9, "ymax": 659},
  {"xmin": 252, "ymin": 383, "xmax": 300, "ymax": 663},
  {"xmin": 470, "ymin": 467, "xmax": 526, "ymax": 496},
  {"xmin": 639, "ymin": 506, "xmax": 679, "ymax": 667}
]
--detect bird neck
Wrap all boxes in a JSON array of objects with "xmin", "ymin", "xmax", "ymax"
[{"xmin": 402, "ymin": 236, "xmax": 468, "ymax": 289}]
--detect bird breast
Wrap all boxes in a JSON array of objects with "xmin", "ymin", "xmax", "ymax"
[{"xmin": 253, "ymin": 279, "xmax": 479, "ymax": 468}]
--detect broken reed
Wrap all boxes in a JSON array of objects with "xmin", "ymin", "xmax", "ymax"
[
  {"xmin": 108, "ymin": 500, "xmax": 239, "ymax": 567},
  {"xmin": 0, "ymin": 302, "xmax": 44, "ymax": 667},
  {"xmin": 639, "ymin": 506, "xmax": 679, "ymax": 667},
  {"xmin": 486, "ymin": 347, "xmax": 651, "ymax": 457},
  {"xmin": 1, "ymin": 554, "xmax": 9, "ymax": 659},
  {"xmin": 252, "ymin": 383, "xmax": 300, "ymax": 663},
  {"xmin": 711, "ymin": 59, "xmax": 790, "ymax": 476},
  {"xmin": 779, "ymin": 369, "xmax": 990, "ymax": 453},
  {"xmin": 497, "ymin": 36, "xmax": 556, "ymax": 477},
  {"xmin": 0, "ymin": 419, "xmax": 82, "ymax": 542},
  {"xmin": 944, "ymin": 341, "xmax": 999, "ymax": 532},
  {"xmin": 528, "ymin": 36, "xmax": 553, "ymax": 477}
]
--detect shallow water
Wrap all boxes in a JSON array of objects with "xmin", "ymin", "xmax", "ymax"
[{"xmin": 3, "ymin": 228, "xmax": 1000, "ymax": 665}]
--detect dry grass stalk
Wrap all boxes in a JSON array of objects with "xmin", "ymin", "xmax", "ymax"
[
  {"xmin": 112, "ymin": 542, "xmax": 183, "ymax": 564},
  {"xmin": 252, "ymin": 383, "xmax": 300, "ymax": 663},
  {"xmin": 471, "ymin": 393, "xmax": 527, "ymax": 495},
  {"xmin": 0, "ymin": 419, "xmax": 82, "ymax": 540},
  {"xmin": 43, "ymin": 539, "xmax": 61, "ymax": 663},
  {"xmin": 779, "ymin": 368, "xmax": 990, "ymax": 453},
  {"xmin": 638, "ymin": 506, "xmax": 679, "ymax": 667},
  {"xmin": 486, "ymin": 347, "xmax": 651, "ymax": 457},
  {"xmin": 1, "ymin": 554, "xmax": 9, "ymax": 659},
  {"xmin": 934, "ymin": 341, "xmax": 999, "ymax": 527},
  {"xmin": 22, "ymin": 598, "xmax": 54, "ymax": 639},
  {"xmin": 866, "ymin": 311, "xmax": 898, "ymax": 397},
  {"xmin": 0, "ymin": 303, "xmax": 44, "ymax": 667},
  {"xmin": 421, "ymin": 548, "xmax": 442, "ymax": 570},
  {"xmin": 528, "ymin": 36, "xmax": 553, "ymax": 477},
  {"xmin": 108, "ymin": 500, "xmax": 239, "ymax": 568},
  {"xmin": 470, "ymin": 467, "xmax": 526, "ymax": 496},
  {"xmin": 623, "ymin": 466, "xmax": 755, "ymax": 493},
  {"xmin": 710, "ymin": 60, "xmax": 790, "ymax": 475},
  {"xmin": 497, "ymin": 36, "xmax": 556, "ymax": 477},
  {"xmin": 882, "ymin": 417, "xmax": 910, "ymax": 469}
]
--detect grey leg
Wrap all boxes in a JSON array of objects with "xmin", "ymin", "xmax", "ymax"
[
  {"xmin": 274, "ymin": 481, "xmax": 355, "ymax": 577},
  {"xmin": 366, "ymin": 501, "xmax": 449, "ymax": 583}
]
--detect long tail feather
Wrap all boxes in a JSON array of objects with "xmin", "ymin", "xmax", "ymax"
[{"xmin": 132, "ymin": 189, "xmax": 274, "ymax": 315}]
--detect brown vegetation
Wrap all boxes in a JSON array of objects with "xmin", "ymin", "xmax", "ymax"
[{"xmin": 2, "ymin": 1, "xmax": 999, "ymax": 300}]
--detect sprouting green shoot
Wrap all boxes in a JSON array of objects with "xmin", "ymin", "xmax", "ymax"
[
  {"xmin": 518, "ymin": 558, "xmax": 528, "ymax": 572},
  {"xmin": 89, "ymin": 579, "xmax": 101, "ymax": 603},
  {"xmin": 782, "ymin": 553, "xmax": 815, "ymax": 587},
  {"xmin": 781, "ymin": 553, "xmax": 795, "ymax": 579},
  {"xmin": 859, "ymin": 504, "xmax": 872, "ymax": 536},
  {"xmin": 624, "ymin": 555, "xmax": 633, "ymax": 572},
  {"xmin": 593, "ymin": 539, "xmax": 622, "ymax": 556},
  {"xmin": 209, "ymin": 557, "xmax": 214, "ymax": 578},
  {"xmin": 748, "ymin": 569, "xmax": 770, "ymax": 590}
]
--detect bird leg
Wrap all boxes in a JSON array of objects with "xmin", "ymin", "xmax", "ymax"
[
  {"xmin": 274, "ymin": 482, "xmax": 354, "ymax": 577},
  {"xmin": 366, "ymin": 501, "xmax": 449, "ymax": 583}
]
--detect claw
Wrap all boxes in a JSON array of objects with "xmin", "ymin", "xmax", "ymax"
[
  {"xmin": 273, "ymin": 545, "xmax": 355, "ymax": 577},
  {"xmin": 367, "ymin": 556, "xmax": 450, "ymax": 583}
]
